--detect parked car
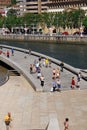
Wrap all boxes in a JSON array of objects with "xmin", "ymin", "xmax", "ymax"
[
  {"xmin": 62, "ymin": 31, "xmax": 69, "ymax": 35},
  {"xmin": 73, "ymin": 31, "xmax": 81, "ymax": 35}
]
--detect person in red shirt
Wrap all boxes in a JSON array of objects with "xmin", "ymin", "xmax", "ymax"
[
  {"xmin": 7, "ymin": 50, "xmax": 10, "ymax": 58},
  {"xmin": 71, "ymin": 76, "xmax": 75, "ymax": 89}
]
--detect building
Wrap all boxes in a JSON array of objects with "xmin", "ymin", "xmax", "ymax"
[
  {"xmin": 47, "ymin": 0, "xmax": 87, "ymax": 13},
  {"xmin": 16, "ymin": 0, "xmax": 48, "ymax": 15},
  {"xmin": 0, "ymin": 0, "xmax": 11, "ymax": 5},
  {"xmin": 0, "ymin": 0, "xmax": 11, "ymax": 15}
]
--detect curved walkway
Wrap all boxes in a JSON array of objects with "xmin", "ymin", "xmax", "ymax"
[{"xmin": 0, "ymin": 45, "xmax": 87, "ymax": 92}]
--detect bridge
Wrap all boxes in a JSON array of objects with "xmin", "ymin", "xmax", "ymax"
[{"xmin": 0, "ymin": 45, "xmax": 87, "ymax": 92}]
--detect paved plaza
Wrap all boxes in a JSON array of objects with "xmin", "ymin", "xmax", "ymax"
[
  {"xmin": 0, "ymin": 47, "xmax": 87, "ymax": 130},
  {"xmin": 0, "ymin": 76, "xmax": 87, "ymax": 130}
]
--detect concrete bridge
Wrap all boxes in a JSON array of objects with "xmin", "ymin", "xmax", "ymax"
[{"xmin": 0, "ymin": 45, "xmax": 87, "ymax": 92}]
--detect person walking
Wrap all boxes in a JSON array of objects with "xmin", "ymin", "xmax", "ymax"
[
  {"xmin": 71, "ymin": 77, "xmax": 75, "ymax": 89},
  {"xmin": 4, "ymin": 112, "xmax": 12, "ymax": 130},
  {"xmin": 11, "ymin": 48, "xmax": 14, "ymax": 56},
  {"xmin": 56, "ymin": 78, "xmax": 61, "ymax": 92},
  {"xmin": 40, "ymin": 75, "xmax": 44, "ymax": 87},
  {"xmin": 6, "ymin": 50, "xmax": 10, "ymax": 58},
  {"xmin": 64, "ymin": 118, "xmax": 69, "ymax": 130},
  {"xmin": 76, "ymin": 72, "xmax": 81, "ymax": 90}
]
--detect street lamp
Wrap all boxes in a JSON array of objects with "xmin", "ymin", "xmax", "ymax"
[
  {"xmin": 24, "ymin": 24, "xmax": 27, "ymax": 35},
  {"xmin": 80, "ymin": 22, "xmax": 83, "ymax": 37}
]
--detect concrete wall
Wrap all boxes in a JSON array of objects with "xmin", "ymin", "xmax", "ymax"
[{"xmin": 0, "ymin": 34, "xmax": 87, "ymax": 43}]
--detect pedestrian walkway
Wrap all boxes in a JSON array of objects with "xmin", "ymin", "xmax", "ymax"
[
  {"xmin": 0, "ymin": 46, "xmax": 87, "ymax": 130},
  {"xmin": 0, "ymin": 75, "xmax": 87, "ymax": 130},
  {"xmin": 0, "ymin": 46, "xmax": 87, "ymax": 92}
]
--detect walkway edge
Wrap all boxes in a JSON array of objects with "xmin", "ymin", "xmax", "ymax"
[{"xmin": 0, "ymin": 55, "xmax": 43, "ymax": 92}]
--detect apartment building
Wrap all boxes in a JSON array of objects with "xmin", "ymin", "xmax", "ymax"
[
  {"xmin": 47, "ymin": 0, "xmax": 87, "ymax": 13},
  {"xmin": 0, "ymin": 0, "xmax": 11, "ymax": 5},
  {"xmin": 16, "ymin": 0, "xmax": 48, "ymax": 15}
]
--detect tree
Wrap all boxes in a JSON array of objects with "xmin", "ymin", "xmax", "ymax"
[
  {"xmin": 83, "ymin": 16, "xmax": 87, "ymax": 28},
  {"xmin": 7, "ymin": 9, "xmax": 17, "ymax": 17},
  {"xmin": 11, "ymin": 0, "xmax": 16, "ymax": 5}
]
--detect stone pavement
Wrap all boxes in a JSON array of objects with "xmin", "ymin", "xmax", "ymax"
[
  {"xmin": 0, "ymin": 75, "xmax": 87, "ymax": 130},
  {"xmin": 0, "ymin": 46, "xmax": 87, "ymax": 130}
]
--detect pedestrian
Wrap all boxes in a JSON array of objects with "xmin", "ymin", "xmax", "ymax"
[
  {"xmin": 60, "ymin": 62, "xmax": 64, "ymax": 72},
  {"xmin": 29, "ymin": 48, "xmax": 31, "ymax": 55},
  {"xmin": 56, "ymin": 67, "xmax": 60, "ymax": 79},
  {"xmin": 52, "ymin": 68, "xmax": 56, "ymax": 79},
  {"xmin": 40, "ymin": 75, "xmax": 44, "ymax": 87},
  {"xmin": 52, "ymin": 80, "xmax": 57, "ymax": 92},
  {"xmin": 42, "ymin": 58, "xmax": 46, "ymax": 67},
  {"xmin": 11, "ymin": 48, "xmax": 14, "ymax": 56},
  {"xmin": 4, "ymin": 112, "xmax": 12, "ymax": 130},
  {"xmin": 56, "ymin": 78, "xmax": 61, "ymax": 92},
  {"xmin": 64, "ymin": 118, "xmax": 69, "ymax": 130},
  {"xmin": 76, "ymin": 72, "xmax": 81, "ymax": 89},
  {"xmin": 77, "ymin": 72, "xmax": 81, "ymax": 82},
  {"xmin": 71, "ymin": 76, "xmax": 75, "ymax": 89},
  {"xmin": 49, "ymin": 59, "xmax": 52, "ymax": 67},
  {"xmin": 30, "ymin": 64, "xmax": 33, "ymax": 74},
  {"xmin": 6, "ymin": 50, "xmax": 10, "ymax": 58},
  {"xmin": 37, "ymin": 68, "xmax": 41, "ymax": 79},
  {"xmin": 38, "ymin": 56, "xmax": 42, "ymax": 67},
  {"xmin": 45, "ymin": 58, "xmax": 49, "ymax": 67}
]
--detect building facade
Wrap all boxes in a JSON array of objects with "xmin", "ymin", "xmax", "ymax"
[
  {"xmin": 0, "ymin": 0, "xmax": 11, "ymax": 5},
  {"xmin": 16, "ymin": 0, "xmax": 48, "ymax": 15},
  {"xmin": 47, "ymin": 0, "xmax": 87, "ymax": 13},
  {"xmin": 0, "ymin": 0, "xmax": 11, "ymax": 15}
]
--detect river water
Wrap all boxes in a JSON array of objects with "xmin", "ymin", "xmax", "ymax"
[{"xmin": 0, "ymin": 40, "xmax": 87, "ymax": 69}]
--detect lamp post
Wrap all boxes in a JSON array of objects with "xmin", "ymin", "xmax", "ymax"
[
  {"xmin": 57, "ymin": 17, "xmax": 58, "ymax": 34},
  {"xmin": 24, "ymin": 23, "xmax": 27, "ymax": 35},
  {"xmin": 80, "ymin": 22, "xmax": 83, "ymax": 37}
]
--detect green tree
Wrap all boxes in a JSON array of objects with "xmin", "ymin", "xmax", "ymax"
[
  {"xmin": 11, "ymin": 0, "xmax": 16, "ymax": 5},
  {"xmin": 83, "ymin": 16, "xmax": 87, "ymax": 28},
  {"xmin": 7, "ymin": 9, "xmax": 17, "ymax": 17}
]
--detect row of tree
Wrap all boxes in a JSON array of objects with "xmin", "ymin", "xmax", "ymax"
[{"xmin": 0, "ymin": 8, "xmax": 87, "ymax": 33}]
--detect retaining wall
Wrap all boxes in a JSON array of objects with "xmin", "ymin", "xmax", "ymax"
[{"xmin": 0, "ymin": 34, "xmax": 87, "ymax": 43}]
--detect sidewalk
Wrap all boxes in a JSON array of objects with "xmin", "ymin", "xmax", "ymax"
[{"xmin": 0, "ymin": 75, "xmax": 87, "ymax": 130}]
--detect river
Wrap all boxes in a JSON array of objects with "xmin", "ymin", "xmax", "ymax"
[{"xmin": 0, "ymin": 40, "xmax": 87, "ymax": 69}]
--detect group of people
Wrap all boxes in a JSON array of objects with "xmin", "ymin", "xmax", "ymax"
[
  {"xmin": 30, "ymin": 57, "xmax": 50, "ymax": 87},
  {"xmin": 51, "ymin": 67, "xmax": 61, "ymax": 92},
  {"xmin": 0, "ymin": 48, "xmax": 14, "ymax": 58}
]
